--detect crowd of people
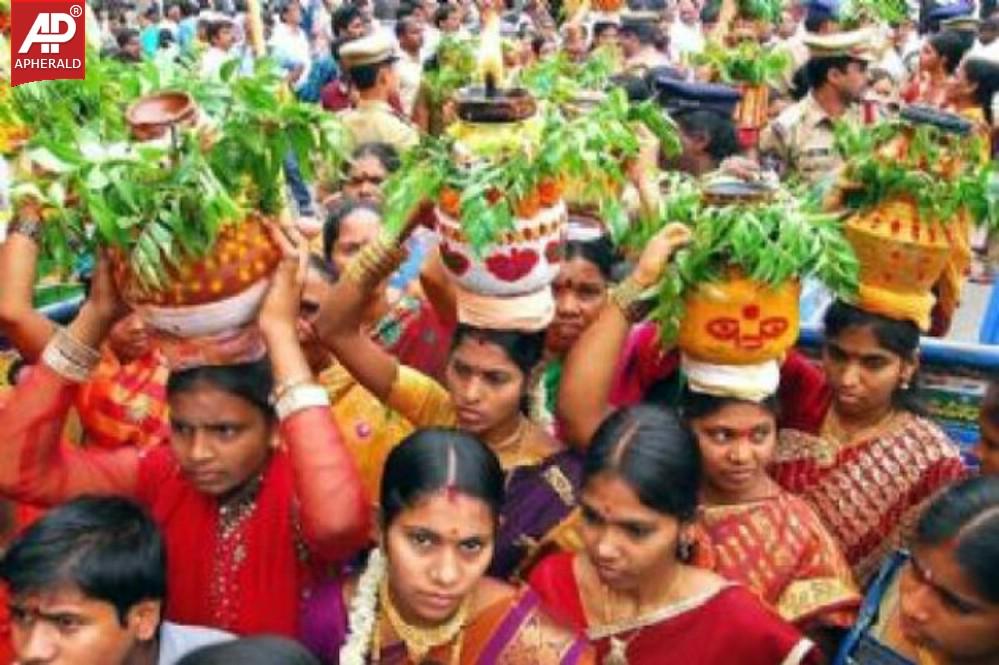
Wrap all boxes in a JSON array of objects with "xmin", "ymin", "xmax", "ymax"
[{"xmin": 3, "ymin": 0, "xmax": 999, "ymax": 663}]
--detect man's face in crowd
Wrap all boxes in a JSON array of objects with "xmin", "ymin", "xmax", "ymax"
[
  {"xmin": 400, "ymin": 19, "xmax": 424, "ymax": 53},
  {"xmin": 9, "ymin": 585, "xmax": 160, "ymax": 665},
  {"xmin": 679, "ymin": 0, "xmax": 698, "ymax": 25},
  {"xmin": 831, "ymin": 60, "xmax": 869, "ymax": 104}
]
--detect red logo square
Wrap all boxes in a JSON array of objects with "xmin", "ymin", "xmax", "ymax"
[{"xmin": 10, "ymin": 0, "xmax": 86, "ymax": 86}]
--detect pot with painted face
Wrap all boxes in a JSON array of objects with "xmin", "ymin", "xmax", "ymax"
[{"xmin": 678, "ymin": 268, "xmax": 800, "ymax": 366}]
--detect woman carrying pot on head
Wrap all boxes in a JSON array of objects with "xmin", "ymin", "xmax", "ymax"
[
  {"xmin": 555, "ymin": 226, "xmax": 860, "ymax": 654},
  {"xmin": 301, "ymin": 428, "xmax": 595, "ymax": 665},
  {"xmin": 321, "ymin": 198, "xmax": 453, "ymax": 380},
  {"xmin": 529, "ymin": 405, "xmax": 822, "ymax": 665},
  {"xmin": 556, "ymin": 223, "xmax": 829, "ymax": 449},
  {"xmin": 312, "ymin": 224, "xmax": 689, "ymax": 580},
  {"xmin": 774, "ymin": 300, "xmax": 967, "ymax": 585},
  {"xmin": 0, "ymin": 225, "xmax": 370, "ymax": 637},
  {"xmin": 0, "ymin": 204, "xmax": 170, "ymax": 451}
]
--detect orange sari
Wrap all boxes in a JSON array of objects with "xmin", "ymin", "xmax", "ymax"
[{"xmin": 693, "ymin": 490, "xmax": 860, "ymax": 630}]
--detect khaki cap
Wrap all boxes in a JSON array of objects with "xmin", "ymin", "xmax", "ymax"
[
  {"xmin": 339, "ymin": 31, "xmax": 397, "ymax": 69},
  {"xmin": 940, "ymin": 15, "xmax": 980, "ymax": 31},
  {"xmin": 804, "ymin": 28, "xmax": 878, "ymax": 62}
]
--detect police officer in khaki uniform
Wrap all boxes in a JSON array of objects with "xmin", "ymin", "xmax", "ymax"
[
  {"xmin": 338, "ymin": 31, "xmax": 420, "ymax": 153},
  {"xmin": 760, "ymin": 28, "xmax": 876, "ymax": 186}
]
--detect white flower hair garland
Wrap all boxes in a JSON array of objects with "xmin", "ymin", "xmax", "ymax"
[{"xmin": 339, "ymin": 547, "xmax": 386, "ymax": 665}]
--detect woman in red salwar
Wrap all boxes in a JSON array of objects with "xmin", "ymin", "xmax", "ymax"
[
  {"xmin": 0, "ymin": 226, "xmax": 370, "ymax": 638},
  {"xmin": 530, "ymin": 405, "xmax": 820, "ymax": 665}
]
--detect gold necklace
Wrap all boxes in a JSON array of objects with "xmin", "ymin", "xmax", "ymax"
[
  {"xmin": 598, "ymin": 565, "xmax": 684, "ymax": 665},
  {"xmin": 378, "ymin": 577, "xmax": 469, "ymax": 664},
  {"xmin": 822, "ymin": 407, "xmax": 898, "ymax": 447},
  {"xmin": 489, "ymin": 416, "xmax": 531, "ymax": 467}
]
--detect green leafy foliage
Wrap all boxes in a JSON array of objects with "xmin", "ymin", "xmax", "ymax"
[
  {"xmin": 737, "ymin": 0, "xmax": 783, "ymax": 22},
  {"xmin": 516, "ymin": 48, "xmax": 618, "ymax": 105},
  {"xmin": 423, "ymin": 35, "xmax": 480, "ymax": 108},
  {"xmin": 624, "ymin": 179, "xmax": 859, "ymax": 342},
  {"xmin": 833, "ymin": 118, "xmax": 999, "ymax": 231},
  {"xmin": 381, "ymin": 86, "xmax": 681, "ymax": 253},
  {"xmin": 695, "ymin": 40, "xmax": 791, "ymax": 86},
  {"xmin": 837, "ymin": 0, "xmax": 908, "ymax": 28},
  {"xmin": 7, "ymin": 52, "xmax": 350, "ymax": 290}
]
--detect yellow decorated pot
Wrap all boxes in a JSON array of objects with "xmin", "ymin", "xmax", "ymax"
[
  {"xmin": 678, "ymin": 271, "xmax": 800, "ymax": 365},
  {"xmin": 844, "ymin": 195, "xmax": 953, "ymax": 331}
]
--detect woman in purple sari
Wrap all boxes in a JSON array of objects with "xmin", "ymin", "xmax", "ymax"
[
  {"xmin": 300, "ymin": 429, "xmax": 593, "ymax": 665},
  {"xmin": 313, "ymin": 231, "xmax": 591, "ymax": 580}
]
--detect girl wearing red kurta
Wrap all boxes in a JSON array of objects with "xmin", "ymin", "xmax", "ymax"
[{"xmin": 0, "ymin": 233, "xmax": 369, "ymax": 638}]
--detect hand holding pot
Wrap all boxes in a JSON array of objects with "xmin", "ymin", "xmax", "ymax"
[
  {"xmin": 258, "ymin": 222, "xmax": 309, "ymax": 341},
  {"xmin": 633, "ymin": 223, "xmax": 692, "ymax": 288},
  {"xmin": 68, "ymin": 252, "xmax": 131, "ymax": 351}
]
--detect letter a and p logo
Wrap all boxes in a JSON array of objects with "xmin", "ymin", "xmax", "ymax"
[{"xmin": 10, "ymin": 0, "xmax": 86, "ymax": 86}]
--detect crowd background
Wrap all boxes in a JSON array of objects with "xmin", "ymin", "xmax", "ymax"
[{"xmin": 2, "ymin": 0, "xmax": 999, "ymax": 664}]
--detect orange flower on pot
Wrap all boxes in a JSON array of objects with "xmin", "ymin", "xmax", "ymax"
[
  {"xmin": 513, "ymin": 189, "xmax": 541, "ymax": 218},
  {"xmin": 439, "ymin": 187, "xmax": 462, "ymax": 218},
  {"xmin": 592, "ymin": 0, "xmax": 624, "ymax": 11},
  {"xmin": 677, "ymin": 270, "xmax": 800, "ymax": 366},
  {"xmin": 538, "ymin": 178, "xmax": 563, "ymax": 207},
  {"xmin": 110, "ymin": 214, "xmax": 281, "ymax": 339}
]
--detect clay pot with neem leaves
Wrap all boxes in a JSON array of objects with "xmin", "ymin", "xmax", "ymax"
[
  {"xmin": 125, "ymin": 91, "xmax": 198, "ymax": 142},
  {"xmin": 435, "ymin": 85, "xmax": 567, "ymax": 305}
]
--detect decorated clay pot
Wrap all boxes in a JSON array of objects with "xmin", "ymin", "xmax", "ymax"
[
  {"xmin": 844, "ymin": 195, "xmax": 953, "ymax": 331},
  {"xmin": 678, "ymin": 269, "xmax": 800, "ymax": 366},
  {"xmin": 111, "ymin": 213, "xmax": 281, "ymax": 338},
  {"xmin": 125, "ymin": 91, "xmax": 198, "ymax": 142},
  {"xmin": 436, "ymin": 193, "xmax": 568, "ymax": 297}
]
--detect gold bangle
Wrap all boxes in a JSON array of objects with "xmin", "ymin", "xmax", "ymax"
[
  {"xmin": 342, "ymin": 235, "xmax": 407, "ymax": 291},
  {"xmin": 41, "ymin": 327, "xmax": 101, "ymax": 383},
  {"xmin": 269, "ymin": 376, "xmax": 313, "ymax": 406},
  {"xmin": 274, "ymin": 384, "xmax": 330, "ymax": 421},
  {"xmin": 609, "ymin": 277, "xmax": 653, "ymax": 324}
]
